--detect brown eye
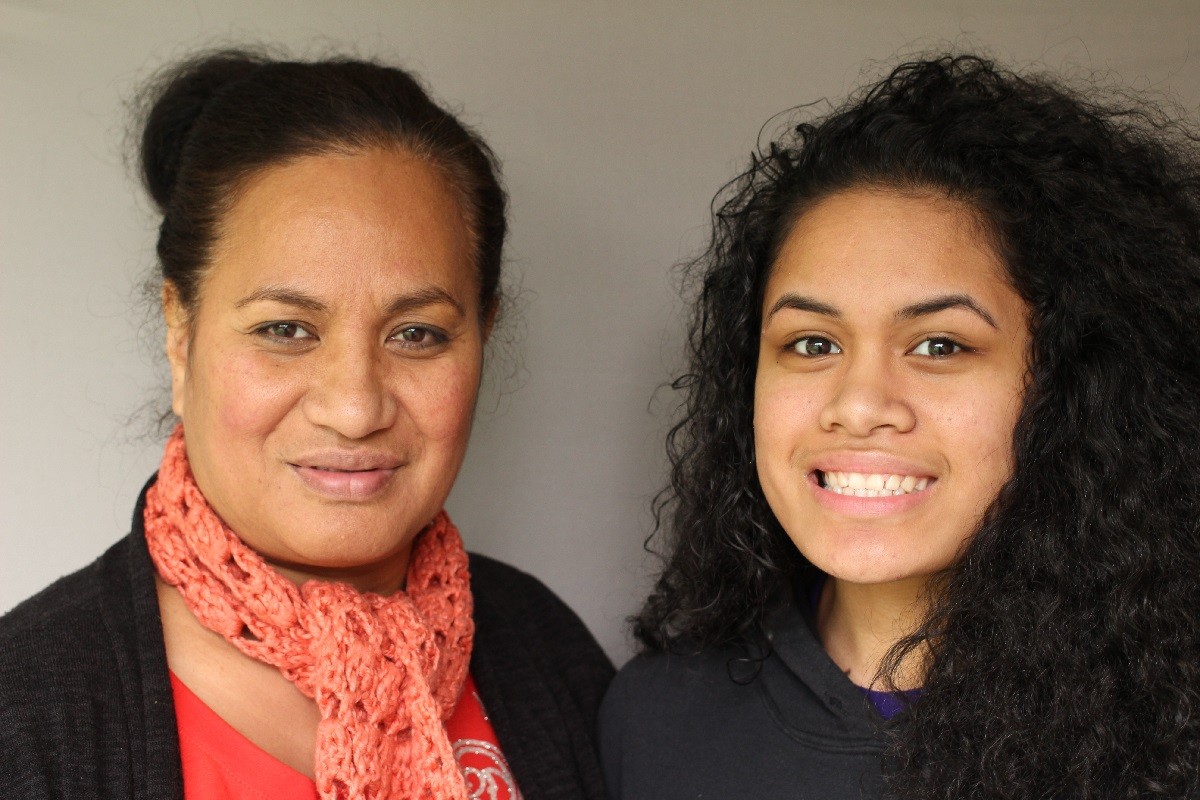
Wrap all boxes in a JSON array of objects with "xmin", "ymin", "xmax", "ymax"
[
  {"xmin": 261, "ymin": 322, "xmax": 312, "ymax": 339},
  {"xmin": 391, "ymin": 326, "xmax": 447, "ymax": 349},
  {"xmin": 792, "ymin": 336, "xmax": 841, "ymax": 356},
  {"xmin": 399, "ymin": 327, "xmax": 429, "ymax": 343},
  {"xmin": 912, "ymin": 337, "xmax": 963, "ymax": 358}
]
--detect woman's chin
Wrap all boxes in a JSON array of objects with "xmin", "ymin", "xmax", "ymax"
[{"xmin": 801, "ymin": 545, "xmax": 945, "ymax": 589}]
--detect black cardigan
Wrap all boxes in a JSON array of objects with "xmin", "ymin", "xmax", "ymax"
[{"xmin": 0, "ymin": 488, "xmax": 613, "ymax": 800}]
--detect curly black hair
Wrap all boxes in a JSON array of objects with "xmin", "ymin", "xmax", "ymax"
[{"xmin": 634, "ymin": 55, "xmax": 1200, "ymax": 799}]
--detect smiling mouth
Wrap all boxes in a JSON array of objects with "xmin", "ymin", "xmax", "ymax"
[
  {"xmin": 815, "ymin": 469, "xmax": 932, "ymax": 497},
  {"xmin": 308, "ymin": 466, "xmax": 386, "ymax": 473},
  {"xmin": 291, "ymin": 464, "xmax": 399, "ymax": 499}
]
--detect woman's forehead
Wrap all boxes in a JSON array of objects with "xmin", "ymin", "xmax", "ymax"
[
  {"xmin": 763, "ymin": 188, "xmax": 1023, "ymax": 326},
  {"xmin": 199, "ymin": 150, "xmax": 479, "ymax": 311}
]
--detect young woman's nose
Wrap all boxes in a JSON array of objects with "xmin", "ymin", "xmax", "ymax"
[
  {"xmin": 302, "ymin": 342, "xmax": 398, "ymax": 439},
  {"xmin": 817, "ymin": 354, "xmax": 916, "ymax": 437}
]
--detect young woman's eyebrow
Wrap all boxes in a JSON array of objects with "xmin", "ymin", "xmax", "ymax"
[
  {"xmin": 232, "ymin": 285, "xmax": 464, "ymax": 317},
  {"xmin": 765, "ymin": 293, "xmax": 841, "ymax": 321},
  {"xmin": 766, "ymin": 292, "xmax": 999, "ymax": 330},
  {"xmin": 896, "ymin": 294, "xmax": 998, "ymax": 329}
]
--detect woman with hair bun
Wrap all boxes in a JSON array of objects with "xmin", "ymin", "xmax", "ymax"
[
  {"xmin": 600, "ymin": 55, "xmax": 1200, "ymax": 799},
  {"xmin": 0, "ymin": 50, "xmax": 612, "ymax": 800}
]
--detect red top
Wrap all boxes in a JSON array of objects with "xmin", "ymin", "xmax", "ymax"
[{"xmin": 171, "ymin": 672, "xmax": 521, "ymax": 800}]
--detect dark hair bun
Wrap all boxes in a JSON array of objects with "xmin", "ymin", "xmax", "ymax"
[
  {"xmin": 139, "ymin": 51, "xmax": 264, "ymax": 211},
  {"xmin": 138, "ymin": 47, "xmax": 505, "ymax": 317}
]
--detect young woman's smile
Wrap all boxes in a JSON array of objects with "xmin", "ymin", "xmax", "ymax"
[
  {"xmin": 808, "ymin": 451, "xmax": 936, "ymax": 517},
  {"xmin": 754, "ymin": 187, "xmax": 1030, "ymax": 586},
  {"xmin": 164, "ymin": 148, "xmax": 488, "ymax": 592}
]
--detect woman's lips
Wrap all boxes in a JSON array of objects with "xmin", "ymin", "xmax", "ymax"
[
  {"xmin": 808, "ymin": 469, "xmax": 936, "ymax": 517},
  {"xmin": 291, "ymin": 465, "xmax": 398, "ymax": 499}
]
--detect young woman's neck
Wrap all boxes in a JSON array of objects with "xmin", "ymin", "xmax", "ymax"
[{"xmin": 815, "ymin": 575, "xmax": 930, "ymax": 691}]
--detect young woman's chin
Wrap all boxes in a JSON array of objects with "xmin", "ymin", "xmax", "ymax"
[
  {"xmin": 806, "ymin": 554, "xmax": 942, "ymax": 588},
  {"xmin": 786, "ymin": 519, "xmax": 963, "ymax": 589}
]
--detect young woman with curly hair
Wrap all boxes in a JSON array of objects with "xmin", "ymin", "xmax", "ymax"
[{"xmin": 600, "ymin": 55, "xmax": 1200, "ymax": 800}]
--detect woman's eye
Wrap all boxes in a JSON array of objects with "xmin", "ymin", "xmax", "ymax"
[
  {"xmin": 912, "ymin": 337, "xmax": 962, "ymax": 358},
  {"xmin": 260, "ymin": 322, "xmax": 312, "ymax": 340},
  {"xmin": 791, "ymin": 336, "xmax": 841, "ymax": 357},
  {"xmin": 392, "ymin": 326, "xmax": 446, "ymax": 348}
]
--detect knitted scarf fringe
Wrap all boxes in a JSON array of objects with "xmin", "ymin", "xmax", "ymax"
[{"xmin": 144, "ymin": 426, "xmax": 473, "ymax": 800}]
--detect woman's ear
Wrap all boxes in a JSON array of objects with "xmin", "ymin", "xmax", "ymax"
[{"xmin": 162, "ymin": 281, "xmax": 190, "ymax": 418}]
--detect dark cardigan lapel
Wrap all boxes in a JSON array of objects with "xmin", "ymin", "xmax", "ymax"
[
  {"xmin": 99, "ymin": 501, "xmax": 183, "ymax": 799},
  {"xmin": 469, "ymin": 555, "xmax": 613, "ymax": 800}
]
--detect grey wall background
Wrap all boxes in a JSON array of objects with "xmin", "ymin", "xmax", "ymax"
[{"xmin": 3, "ymin": 0, "xmax": 1198, "ymax": 663}]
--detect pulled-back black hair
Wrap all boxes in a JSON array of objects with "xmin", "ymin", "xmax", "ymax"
[
  {"xmin": 635, "ymin": 54, "xmax": 1200, "ymax": 798},
  {"xmin": 139, "ymin": 49, "xmax": 506, "ymax": 318}
]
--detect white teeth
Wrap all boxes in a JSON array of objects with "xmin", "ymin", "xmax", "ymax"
[{"xmin": 819, "ymin": 470, "xmax": 931, "ymax": 497}]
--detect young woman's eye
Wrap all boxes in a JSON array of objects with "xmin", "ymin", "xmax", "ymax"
[
  {"xmin": 259, "ymin": 322, "xmax": 313, "ymax": 340},
  {"xmin": 911, "ymin": 337, "xmax": 963, "ymax": 358},
  {"xmin": 391, "ymin": 326, "xmax": 446, "ymax": 348},
  {"xmin": 791, "ymin": 336, "xmax": 842, "ymax": 357}
]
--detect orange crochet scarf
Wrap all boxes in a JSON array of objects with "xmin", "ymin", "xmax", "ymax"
[{"xmin": 144, "ymin": 426, "xmax": 474, "ymax": 800}]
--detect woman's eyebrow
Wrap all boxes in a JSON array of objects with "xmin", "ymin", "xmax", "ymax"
[
  {"xmin": 765, "ymin": 293, "xmax": 841, "ymax": 321},
  {"xmin": 766, "ymin": 292, "xmax": 999, "ymax": 330},
  {"xmin": 232, "ymin": 285, "xmax": 464, "ymax": 317},
  {"xmin": 896, "ymin": 294, "xmax": 998, "ymax": 329},
  {"xmin": 385, "ymin": 286, "xmax": 464, "ymax": 317},
  {"xmin": 235, "ymin": 287, "xmax": 325, "ymax": 311}
]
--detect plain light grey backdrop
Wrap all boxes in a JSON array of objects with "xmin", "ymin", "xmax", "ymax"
[{"xmin": 3, "ymin": 1, "xmax": 1199, "ymax": 663}]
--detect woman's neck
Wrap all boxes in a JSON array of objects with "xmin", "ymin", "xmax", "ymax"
[
  {"xmin": 815, "ymin": 575, "xmax": 930, "ymax": 691},
  {"xmin": 269, "ymin": 553, "xmax": 412, "ymax": 596}
]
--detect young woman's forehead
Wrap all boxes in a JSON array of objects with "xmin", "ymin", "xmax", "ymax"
[{"xmin": 763, "ymin": 188, "xmax": 1024, "ymax": 328}]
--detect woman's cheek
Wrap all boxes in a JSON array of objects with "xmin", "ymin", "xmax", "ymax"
[
  {"xmin": 211, "ymin": 351, "xmax": 305, "ymax": 435},
  {"xmin": 754, "ymin": 378, "xmax": 820, "ymax": 455},
  {"xmin": 409, "ymin": 358, "xmax": 484, "ymax": 443},
  {"xmin": 751, "ymin": 393, "xmax": 789, "ymax": 506},
  {"xmin": 942, "ymin": 386, "xmax": 1019, "ymax": 501}
]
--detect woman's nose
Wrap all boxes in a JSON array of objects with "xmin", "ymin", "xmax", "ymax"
[
  {"xmin": 302, "ymin": 343, "xmax": 398, "ymax": 440},
  {"xmin": 817, "ymin": 356, "xmax": 916, "ymax": 437}
]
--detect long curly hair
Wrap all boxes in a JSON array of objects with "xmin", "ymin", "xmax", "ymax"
[{"xmin": 634, "ymin": 55, "xmax": 1200, "ymax": 799}]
